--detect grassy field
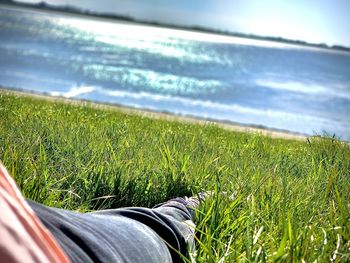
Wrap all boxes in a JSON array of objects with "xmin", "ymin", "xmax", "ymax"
[{"xmin": 1, "ymin": 91, "xmax": 349, "ymax": 262}]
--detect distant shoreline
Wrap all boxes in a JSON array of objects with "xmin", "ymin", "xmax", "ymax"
[
  {"xmin": 1, "ymin": 1, "xmax": 349, "ymax": 53},
  {"xmin": 0, "ymin": 88, "xmax": 307, "ymax": 141}
]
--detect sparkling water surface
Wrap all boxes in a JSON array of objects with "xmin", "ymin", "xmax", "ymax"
[{"xmin": 1, "ymin": 6, "xmax": 350, "ymax": 140}]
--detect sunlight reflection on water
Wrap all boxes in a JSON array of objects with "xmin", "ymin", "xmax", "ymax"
[{"xmin": 1, "ymin": 6, "xmax": 350, "ymax": 139}]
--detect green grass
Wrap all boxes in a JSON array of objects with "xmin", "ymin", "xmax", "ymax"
[{"xmin": 1, "ymin": 91, "xmax": 349, "ymax": 262}]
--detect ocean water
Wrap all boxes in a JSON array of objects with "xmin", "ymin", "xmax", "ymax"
[{"xmin": 1, "ymin": 6, "xmax": 350, "ymax": 140}]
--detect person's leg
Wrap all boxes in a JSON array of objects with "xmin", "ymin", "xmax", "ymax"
[
  {"xmin": 85, "ymin": 196, "xmax": 202, "ymax": 262},
  {"xmin": 29, "ymin": 200, "xmax": 174, "ymax": 263},
  {"xmin": 151, "ymin": 196, "xmax": 201, "ymax": 253},
  {"xmin": 29, "ymin": 195, "xmax": 203, "ymax": 263}
]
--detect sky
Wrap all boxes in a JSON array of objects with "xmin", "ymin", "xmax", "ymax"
[{"xmin": 17, "ymin": 0, "xmax": 350, "ymax": 46}]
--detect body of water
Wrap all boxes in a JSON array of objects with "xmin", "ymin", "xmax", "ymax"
[{"xmin": 1, "ymin": 6, "xmax": 350, "ymax": 140}]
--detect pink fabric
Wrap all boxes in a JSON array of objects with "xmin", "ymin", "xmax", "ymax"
[{"xmin": 0, "ymin": 161, "xmax": 70, "ymax": 263}]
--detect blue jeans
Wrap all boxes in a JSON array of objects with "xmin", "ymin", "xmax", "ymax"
[{"xmin": 29, "ymin": 197, "xmax": 197, "ymax": 263}]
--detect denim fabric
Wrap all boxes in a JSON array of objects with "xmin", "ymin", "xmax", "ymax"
[{"xmin": 28, "ymin": 198, "xmax": 195, "ymax": 263}]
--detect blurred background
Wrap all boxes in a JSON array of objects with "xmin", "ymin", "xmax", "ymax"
[{"xmin": 0, "ymin": 0, "xmax": 349, "ymax": 140}]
